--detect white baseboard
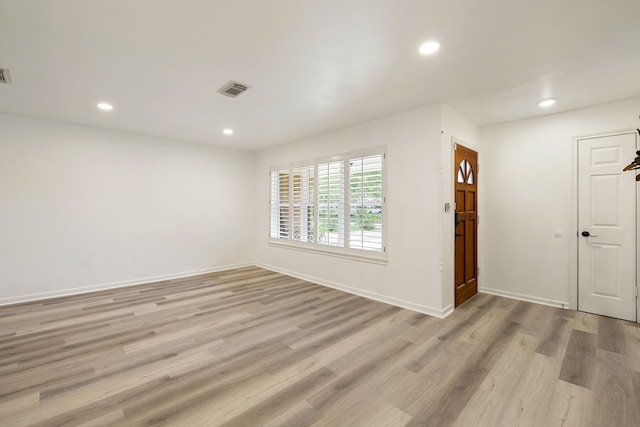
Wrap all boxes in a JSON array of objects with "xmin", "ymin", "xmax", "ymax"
[
  {"xmin": 0, "ymin": 262, "xmax": 253, "ymax": 306},
  {"xmin": 479, "ymin": 286, "xmax": 570, "ymax": 309},
  {"xmin": 440, "ymin": 304, "xmax": 454, "ymax": 318},
  {"xmin": 2, "ymin": 261, "xmax": 455, "ymax": 319},
  {"xmin": 255, "ymin": 263, "xmax": 452, "ymax": 318}
]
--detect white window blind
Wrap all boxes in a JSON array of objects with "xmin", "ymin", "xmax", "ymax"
[
  {"xmin": 317, "ymin": 160, "xmax": 345, "ymax": 247},
  {"xmin": 349, "ymin": 154, "xmax": 383, "ymax": 252},
  {"xmin": 270, "ymin": 149, "xmax": 385, "ymax": 259},
  {"xmin": 270, "ymin": 166, "xmax": 315, "ymax": 242}
]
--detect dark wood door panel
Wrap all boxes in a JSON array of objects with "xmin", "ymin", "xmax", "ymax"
[{"xmin": 454, "ymin": 144, "xmax": 478, "ymax": 307}]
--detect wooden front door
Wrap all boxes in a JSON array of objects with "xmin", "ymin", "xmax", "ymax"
[{"xmin": 454, "ymin": 144, "xmax": 478, "ymax": 307}]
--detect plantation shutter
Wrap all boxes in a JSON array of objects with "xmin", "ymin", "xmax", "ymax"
[
  {"xmin": 270, "ymin": 166, "xmax": 315, "ymax": 242},
  {"xmin": 271, "ymin": 170, "xmax": 291, "ymax": 239},
  {"xmin": 270, "ymin": 171, "xmax": 279, "ymax": 238},
  {"xmin": 269, "ymin": 148, "xmax": 385, "ymax": 259},
  {"xmin": 291, "ymin": 166, "xmax": 315, "ymax": 242},
  {"xmin": 349, "ymin": 154, "xmax": 383, "ymax": 251},
  {"xmin": 317, "ymin": 160, "xmax": 345, "ymax": 246}
]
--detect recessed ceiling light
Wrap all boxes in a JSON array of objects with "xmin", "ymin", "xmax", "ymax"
[
  {"xmin": 419, "ymin": 41, "xmax": 441, "ymax": 55},
  {"xmin": 538, "ymin": 98, "xmax": 557, "ymax": 108},
  {"xmin": 223, "ymin": 128, "xmax": 233, "ymax": 135},
  {"xmin": 97, "ymin": 102, "xmax": 113, "ymax": 111}
]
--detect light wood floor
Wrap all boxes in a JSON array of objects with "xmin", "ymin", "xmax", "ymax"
[{"xmin": 1, "ymin": 266, "xmax": 639, "ymax": 426}]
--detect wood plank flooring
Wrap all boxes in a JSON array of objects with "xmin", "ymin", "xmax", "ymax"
[{"xmin": 0, "ymin": 266, "xmax": 639, "ymax": 426}]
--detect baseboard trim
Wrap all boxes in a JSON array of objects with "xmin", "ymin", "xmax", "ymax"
[
  {"xmin": 0, "ymin": 262, "xmax": 253, "ymax": 306},
  {"xmin": 2, "ymin": 261, "xmax": 455, "ymax": 318},
  {"xmin": 440, "ymin": 303, "xmax": 454, "ymax": 318},
  {"xmin": 479, "ymin": 286, "xmax": 569, "ymax": 309},
  {"xmin": 255, "ymin": 263, "xmax": 452, "ymax": 318}
]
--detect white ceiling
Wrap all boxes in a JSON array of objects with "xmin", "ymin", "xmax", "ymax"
[{"xmin": 1, "ymin": 0, "xmax": 639, "ymax": 150}]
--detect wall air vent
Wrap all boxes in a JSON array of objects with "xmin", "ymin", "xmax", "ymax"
[
  {"xmin": 0, "ymin": 68, "xmax": 12, "ymax": 84},
  {"xmin": 217, "ymin": 81, "xmax": 250, "ymax": 98}
]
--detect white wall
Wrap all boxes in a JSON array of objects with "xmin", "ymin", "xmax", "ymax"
[
  {"xmin": 0, "ymin": 114, "xmax": 254, "ymax": 304},
  {"xmin": 9, "ymin": 96, "xmax": 636, "ymax": 315},
  {"xmin": 254, "ymin": 105, "xmax": 449, "ymax": 316},
  {"xmin": 480, "ymin": 97, "xmax": 640, "ymax": 307},
  {"xmin": 440, "ymin": 104, "xmax": 480, "ymax": 309}
]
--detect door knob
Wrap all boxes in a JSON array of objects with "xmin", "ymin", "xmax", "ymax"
[{"xmin": 581, "ymin": 231, "xmax": 598, "ymax": 237}]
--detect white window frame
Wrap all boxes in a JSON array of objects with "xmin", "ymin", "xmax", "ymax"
[{"xmin": 269, "ymin": 147, "xmax": 387, "ymax": 264}]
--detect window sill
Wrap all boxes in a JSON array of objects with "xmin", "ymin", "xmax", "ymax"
[{"xmin": 268, "ymin": 240, "xmax": 388, "ymax": 265}]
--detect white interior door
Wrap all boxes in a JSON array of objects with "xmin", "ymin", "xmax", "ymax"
[{"xmin": 578, "ymin": 132, "xmax": 637, "ymax": 322}]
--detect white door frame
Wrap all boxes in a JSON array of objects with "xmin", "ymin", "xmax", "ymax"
[
  {"xmin": 441, "ymin": 137, "xmax": 480, "ymax": 314},
  {"xmin": 569, "ymin": 128, "xmax": 639, "ymax": 322}
]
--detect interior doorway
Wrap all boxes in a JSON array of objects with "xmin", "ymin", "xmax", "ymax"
[
  {"xmin": 577, "ymin": 131, "xmax": 637, "ymax": 321},
  {"xmin": 454, "ymin": 144, "xmax": 478, "ymax": 307}
]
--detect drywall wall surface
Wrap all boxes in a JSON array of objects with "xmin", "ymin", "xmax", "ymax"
[
  {"xmin": 254, "ymin": 105, "xmax": 448, "ymax": 316},
  {"xmin": 0, "ymin": 114, "xmax": 254, "ymax": 303},
  {"xmin": 480, "ymin": 97, "xmax": 640, "ymax": 306}
]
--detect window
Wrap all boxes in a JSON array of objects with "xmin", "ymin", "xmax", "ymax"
[
  {"xmin": 270, "ymin": 149, "xmax": 385, "ymax": 260},
  {"xmin": 458, "ymin": 159, "xmax": 474, "ymax": 184}
]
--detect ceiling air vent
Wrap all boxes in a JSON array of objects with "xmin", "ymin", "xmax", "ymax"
[
  {"xmin": 0, "ymin": 68, "xmax": 12, "ymax": 84},
  {"xmin": 217, "ymin": 81, "xmax": 250, "ymax": 98}
]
